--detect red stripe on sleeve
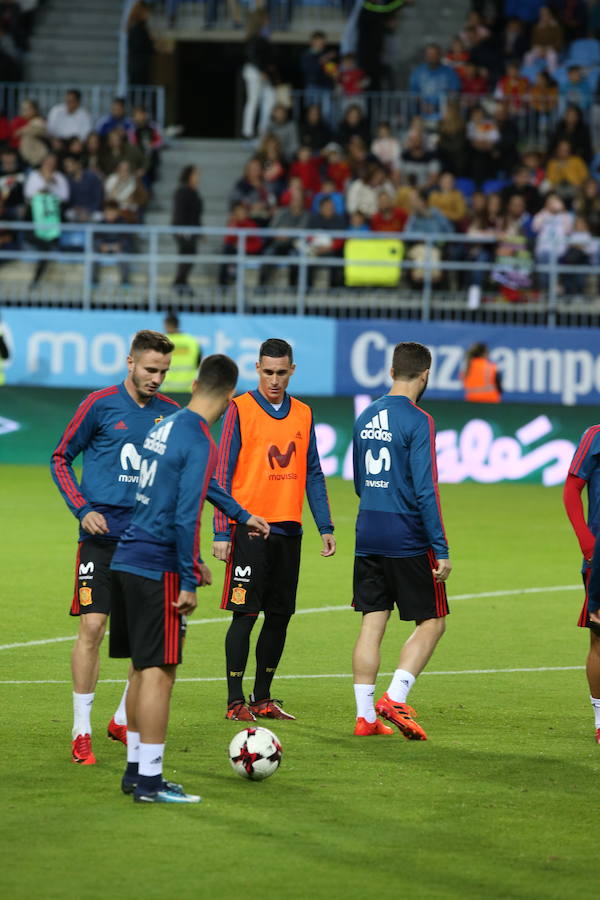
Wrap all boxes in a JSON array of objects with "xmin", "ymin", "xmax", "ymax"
[
  {"xmin": 194, "ymin": 423, "xmax": 218, "ymax": 584},
  {"xmin": 53, "ymin": 386, "xmax": 119, "ymax": 508},
  {"xmin": 425, "ymin": 411, "xmax": 448, "ymax": 544},
  {"xmin": 570, "ymin": 425, "xmax": 600, "ymax": 476}
]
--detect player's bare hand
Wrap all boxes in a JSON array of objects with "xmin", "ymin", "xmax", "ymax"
[
  {"xmin": 198, "ymin": 563, "xmax": 212, "ymax": 587},
  {"xmin": 432, "ymin": 558, "xmax": 452, "ymax": 582},
  {"xmin": 212, "ymin": 541, "xmax": 231, "ymax": 562},
  {"xmin": 320, "ymin": 534, "xmax": 336, "ymax": 557},
  {"xmin": 81, "ymin": 511, "xmax": 109, "ymax": 535},
  {"xmin": 174, "ymin": 590, "xmax": 197, "ymax": 615},
  {"xmin": 246, "ymin": 515, "xmax": 270, "ymax": 540},
  {"xmin": 590, "ymin": 608, "xmax": 600, "ymax": 625}
]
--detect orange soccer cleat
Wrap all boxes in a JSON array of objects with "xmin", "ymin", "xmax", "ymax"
[
  {"xmin": 72, "ymin": 733, "xmax": 97, "ymax": 765},
  {"xmin": 353, "ymin": 717, "xmax": 394, "ymax": 736},
  {"xmin": 375, "ymin": 693, "xmax": 428, "ymax": 741},
  {"xmin": 107, "ymin": 717, "xmax": 128, "ymax": 745},
  {"xmin": 226, "ymin": 700, "xmax": 256, "ymax": 721},
  {"xmin": 249, "ymin": 698, "xmax": 296, "ymax": 720}
]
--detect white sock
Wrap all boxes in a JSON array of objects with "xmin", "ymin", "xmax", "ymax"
[
  {"xmin": 127, "ymin": 731, "xmax": 140, "ymax": 765},
  {"xmin": 590, "ymin": 696, "xmax": 600, "ymax": 728},
  {"xmin": 139, "ymin": 742, "xmax": 165, "ymax": 778},
  {"xmin": 72, "ymin": 691, "xmax": 95, "ymax": 739},
  {"xmin": 354, "ymin": 684, "xmax": 376, "ymax": 723},
  {"xmin": 387, "ymin": 669, "xmax": 416, "ymax": 704},
  {"xmin": 113, "ymin": 681, "xmax": 129, "ymax": 726}
]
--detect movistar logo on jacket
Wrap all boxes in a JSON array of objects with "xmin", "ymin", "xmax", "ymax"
[{"xmin": 360, "ymin": 409, "xmax": 392, "ymax": 442}]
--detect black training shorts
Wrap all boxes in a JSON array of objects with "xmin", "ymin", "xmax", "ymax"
[
  {"xmin": 580, "ymin": 567, "xmax": 600, "ymax": 636},
  {"xmin": 220, "ymin": 524, "xmax": 302, "ymax": 616},
  {"xmin": 109, "ymin": 570, "xmax": 187, "ymax": 669},
  {"xmin": 353, "ymin": 550, "xmax": 449, "ymax": 621},
  {"xmin": 70, "ymin": 538, "xmax": 116, "ymax": 617}
]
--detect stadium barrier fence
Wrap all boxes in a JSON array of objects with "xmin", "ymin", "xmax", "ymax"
[
  {"xmin": 291, "ymin": 89, "xmax": 600, "ymax": 146},
  {"xmin": 0, "ymin": 220, "xmax": 597, "ymax": 325},
  {"xmin": 0, "ymin": 83, "xmax": 166, "ymax": 127}
]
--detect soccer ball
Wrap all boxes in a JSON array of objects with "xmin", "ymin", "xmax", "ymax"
[{"xmin": 228, "ymin": 727, "xmax": 282, "ymax": 781}]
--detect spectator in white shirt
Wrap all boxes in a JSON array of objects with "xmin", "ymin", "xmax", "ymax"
[
  {"xmin": 24, "ymin": 153, "xmax": 70, "ymax": 204},
  {"xmin": 47, "ymin": 89, "xmax": 92, "ymax": 142}
]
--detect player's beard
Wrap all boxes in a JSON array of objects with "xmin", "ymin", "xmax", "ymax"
[
  {"xmin": 130, "ymin": 366, "xmax": 157, "ymax": 402},
  {"xmin": 416, "ymin": 374, "xmax": 429, "ymax": 403}
]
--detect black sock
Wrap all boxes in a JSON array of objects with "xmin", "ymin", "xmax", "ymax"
[
  {"xmin": 137, "ymin": 773, "xmax": 161, "ymax": 793},
  {"xmin": 125, "ymin": 762, "xmax": 138, "ymax": 778},
  {"xmin": 225, "ymin": 613, "xmax": 257, "ymax": 703},
  {"xmin": 252, "ymin": 613, "xmax": 291, "ymax": 702}
]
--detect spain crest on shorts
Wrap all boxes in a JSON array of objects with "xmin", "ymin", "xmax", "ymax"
[
  {"xmin": 79, "ymin": 586, "xmax": 93, "ymax": 606},
  {"xmin": 231, "ymin": 586, "xmax": 246, "ymax": 606}
]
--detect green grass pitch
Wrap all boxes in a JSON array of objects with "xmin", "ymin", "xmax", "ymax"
[{"xmin": 0, "ymin": 468, "xmax": 597, "ymax": 900}]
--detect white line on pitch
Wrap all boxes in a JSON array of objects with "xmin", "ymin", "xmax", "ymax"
[
  {"xmin": 0, "ymin": 665, "xmax": 585, "ymax": 685},
  {"xmin": 0, "ymin": 584, "xmax": 583, "ymax": 652}
]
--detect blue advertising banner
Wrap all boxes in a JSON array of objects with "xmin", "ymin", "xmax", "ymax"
[
  {"xmin": 0, "ymin": 309, "xmax": 336, "ymax": 395},
  {"xmin": 335, "ymin": 320, "xmax": 600, "ymax": 405}
]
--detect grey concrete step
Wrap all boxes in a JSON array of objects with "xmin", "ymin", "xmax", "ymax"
[{"xmin": 30, "ymin": 35, "xmax": 118, "ymax": 50}]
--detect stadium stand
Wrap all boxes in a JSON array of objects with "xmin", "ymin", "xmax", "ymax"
[{"xmin": 4, "ymin": 0, "xmax": 600, "ymax": 326}]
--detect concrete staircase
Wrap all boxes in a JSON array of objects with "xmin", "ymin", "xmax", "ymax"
[
  {"xmin": 25, "ymin": 0, "xmax": 122, "ymax": 85},
  {"xmin": 148, "ymin": 138, "xmax": 251, "ymax": 227}
]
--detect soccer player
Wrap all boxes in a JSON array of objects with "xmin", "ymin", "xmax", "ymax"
[
  {"xmin": 563, "ymin": 428, "xmax": 600, "ymax": 743},
  {"xmin": 109, "ymin": 355, "xmax": 270, "ymax": 803},
  {"xmin": 213, "ymin": 337, "xmax": 335, "ymax": 721},
  {"xmin": 351, "ymin": 341, "xmax": 451, "ymax": 738},
  {"xmin": 51, "ymin": 330, "xmax": 178, "ymax": 765}
]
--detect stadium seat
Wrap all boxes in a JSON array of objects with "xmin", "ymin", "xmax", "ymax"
[
  {"xmin": 455, "ymin": 178, "xmax": 476, "ymax": 198},
  {"xmin": 482, "ymin": 178, "xmax": 509, "ymax": 195},
  {"xmin": 565, "ymin": 39, "xmax": 600, "ymax": 67}
]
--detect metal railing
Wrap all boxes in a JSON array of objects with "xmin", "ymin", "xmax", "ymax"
[
  {"xmin": 290, "ymin": 90, "xmax": 600, "ymax": 147},
  {"xmin": 0, "ymin": 82, "xmax": 166, "ymax": 128},
  {"xmin": 1, "ymin": 221, "xmax": 599, "ymax": 325},
  {"xmin": 152, "ymin": 0, "xmax": 350, "ymax": 32}
]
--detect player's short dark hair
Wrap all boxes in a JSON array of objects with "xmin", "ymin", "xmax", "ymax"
[
  {"xmin": 391, "ymin": 342, "xmax": 432, "ymax": 380},
  {"xmin": 259, "ymin": 338, "xmax": 293, "ymax": 364},
  {"xmin": 194, "ymin": 354, "xmax": 238, "ymax": 395},
  {"xmin": 164, "ymin": 312, "xmax": 179, "ymax": 329},
  {"xmin": 130, "ymin": 330, "xmax": 175, "ymax": 356}
]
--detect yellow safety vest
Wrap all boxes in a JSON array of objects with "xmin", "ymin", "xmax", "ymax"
[{"xmin": 162, "ymin": 333, "xmax": 200, "ymax": 393}]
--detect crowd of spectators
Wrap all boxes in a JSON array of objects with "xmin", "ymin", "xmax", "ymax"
[
  {"xmin": 224, "ymin": 11, "xmax": 600, "ymax": 300},
  {"xmin": 0, "ymin": 90, "xmax": 163, "ymax": 287}
]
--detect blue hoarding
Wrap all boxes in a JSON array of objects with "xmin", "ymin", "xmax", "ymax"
[
  {"xmin": 335, "ymin": 320, "xmax": 600, "ymax": 405},
  {"xmin": 0, "ymin": 309, "xmax": 336, "ymax": 395},
  {"xmin": 3, "ymin": 309, "xmax": 600, "ymax": 404}
]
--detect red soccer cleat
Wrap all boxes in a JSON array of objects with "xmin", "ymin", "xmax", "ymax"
[
  {"xmin": 595, "ymin": 728, "xmax": 600, "ymax": 745},
  {"xmin": 249, "ymin": 698, "xmax": 296, "ymax": 720},
  {"xmin": 72, "ymin": 733, "xmax": 96, "ymax": 765},
  {"xmin": 353, "ymin": 717, "xmax": 394, "ymax": 736},
  {"xmin": 107, "ymin": 717, "xmax": 128, "ymax": 745},
  {"xmin": 375, "ymin": 693, "xmax": 427, "ymax": 741},
  {"xmin": 226, "ymin": 701, "xmax": 256, "ymax": 721}
]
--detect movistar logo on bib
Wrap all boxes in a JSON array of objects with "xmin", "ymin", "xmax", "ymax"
[{"xmin": 360, "ymin": 410, "xmax": 391, "ymax": 442}]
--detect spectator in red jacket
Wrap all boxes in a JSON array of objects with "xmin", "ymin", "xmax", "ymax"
[
  {"xmin": 219, "ymin": 201, "xmax": 263, "ymax": 285},
  {"xmin": 289, "ymin": 145, "xmax": 321, "ymax": 199},
  {"xmin": 370, "ymin": 191, "xmax": 408, "ymax": 233},
  {"xmin": 323, "ymin": 142, "xmax": 351, "ymax": 191}
]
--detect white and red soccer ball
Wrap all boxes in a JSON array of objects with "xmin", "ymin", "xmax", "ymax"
[{"xmin": 228, "ymin": 727, "xmax": 282, "ymax": 781}]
